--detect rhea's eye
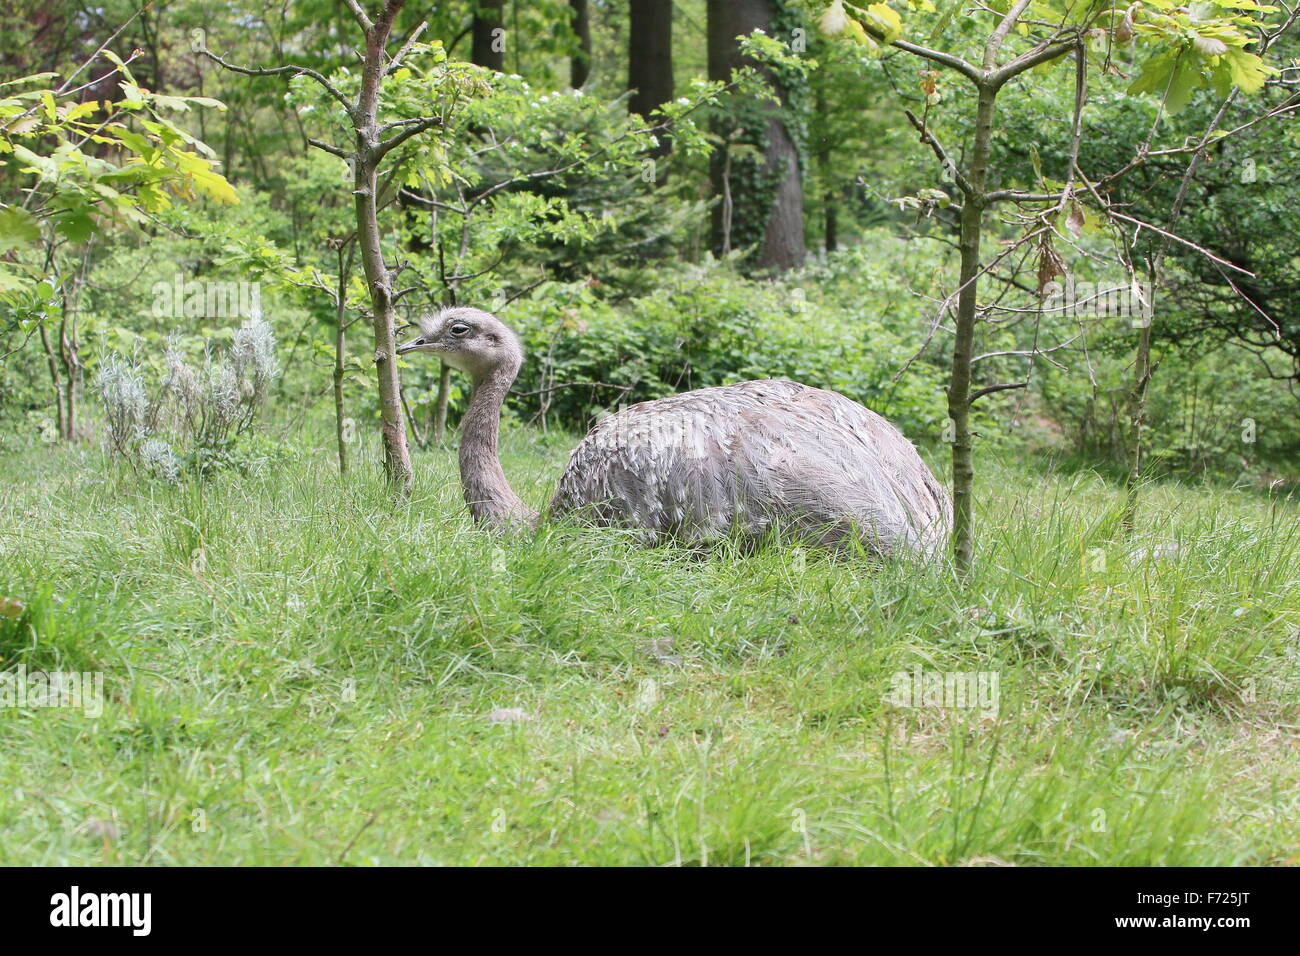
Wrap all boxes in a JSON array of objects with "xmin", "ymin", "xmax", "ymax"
[{"xmin": 449, "ymin": 323, "xmax": 471, "ymax": 337}]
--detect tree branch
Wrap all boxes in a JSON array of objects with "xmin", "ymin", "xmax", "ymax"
[
  {"xmin": 969, "ymin": 381, "xmax": 1027, "ymax": 403},
  {"xmin": 397, "ymin": 188, "xmax": 461, "ymax": 214},
  {"xmin": 992, "ymin": 38, "xmax": 1078, "ymax": 87},
  {"xmin": 903, "ymin": 108, "xmax": 975, "ymax": 196},
  {"xmin": 307, "ymin": 137, "xmax": 349, "ymax": 159},
  {"xmin": 342, "ymin": 0, "xmax": 375, "ymax": 32},
  {"xmin": 984, "ymin": 0, "xmax": 1035, "ymax": 70},
  {"xmin": 892, "ymin": 39, "xmax": 983, "ymax": 85},
  {"xmin": 385, "ymin": 20, "xmax": 427, "ymax": 75},
  {"xmin": 199, "ymin": 49, "xmax": 355, "ymax": 119},
  {"xmin": 376, "ymin": 116, "xmax": 443, "ymax": 157}
]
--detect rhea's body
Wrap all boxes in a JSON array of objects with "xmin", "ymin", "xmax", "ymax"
[
  {"xmin": 550, "ymin": 379, "xmax": 949, "ymax": 557},
  {"xmin": 398, "ymin": 307, "xmax": 951, "ymax": 560}
]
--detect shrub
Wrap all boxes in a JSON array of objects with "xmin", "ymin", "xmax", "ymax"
[
  {"xmin": 1034, "ymin": 335, "xmax": 1300, "ymax": 484},
  {"xmin": 95, "ymin": 355, "xmax": 151, "ymax": 455},
  {"xmin": 92, "ymin": 317, "xmax": 280, "ymax": 479},
  {"xmin": 496, "ymin": 238, "xmax": 950, "ymax": 441}
]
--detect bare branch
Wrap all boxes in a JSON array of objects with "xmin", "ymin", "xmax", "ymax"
[
  {"xmin": 974, "ymin": 330, "xmax": 1087, "ymax": 363},
  {"xmin": 376, "ymin": 116, "xmax": 443, "ymax": 157},
  {"xmin": 385, "ymin": 20, "xmax": 427, "ymax": 75},
  {"xmin": 397, "ymin": 188, "xmax": 461, "ymax": 214},
  {"xmin": 307, "ymin": 137, "xmax": 349, "ymax": 159},
  {"xmin": 992, "ymin": 38, "xmax": 1078, "ymax": 87},
  {"xmin": 200, "ymin": 49, "xmax": 355, "ymax": 118},
  {"xmin": 903, "ymin": 108, "xmax": 975, "ymax": 196},
  {"xmin": 498, "ymin": 277, "xmax": 548, "ymax": 309},
  {"xmin": 987, "ymin": 189, "xmax": 1066, "ymax": 204},
  {"xmin": 342, "ymin": 0, "xmax": 375, "ymax": 32},
  {"xmin": 969, "ymin": 382, "xmax": 1028, "ymax": 403},
  {"xmin": 892, "ymin": 39, "xmax": 983, "ymax": 85},
  {"xmin": 984, "ymin": 0, "xmax": 1035, "ymax": 70},
  {"xmin": 1109, "ymin": 210, "xmax": 1253, "ymax": 277},
  {"xmin": 56, "ymin": 8, "xmax": 144, "ymax": 95}
]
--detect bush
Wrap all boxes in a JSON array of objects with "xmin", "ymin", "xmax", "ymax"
[
  {"xmin": 1035, "ymin": 337, "xmax": 1300, "ymax": 484},
  {"xmin": 92, "ymin": 317, "xmax": 281, "ymax": 479},
  {"xmin": 493, "ymin": 236, "xmax": 950, "ymax": 441}
]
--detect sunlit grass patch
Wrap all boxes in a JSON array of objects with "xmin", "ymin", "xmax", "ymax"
[{"xmin": 0, "ymin": 431, "xmax": 1296, "ymax": 864}]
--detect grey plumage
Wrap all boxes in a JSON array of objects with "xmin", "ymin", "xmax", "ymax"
[{"xmin": 398, "ymin": 307, "xmax": 951, "ymax": 560}]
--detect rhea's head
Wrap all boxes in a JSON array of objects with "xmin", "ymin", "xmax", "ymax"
[{"xmin": 396, "ymin": 306, "xmax": 523, "ymax": 381}]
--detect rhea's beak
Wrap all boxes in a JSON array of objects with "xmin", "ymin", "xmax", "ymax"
[{"xmin": 395, "ymin": 337, "xmax": 425, "ymax": 356}]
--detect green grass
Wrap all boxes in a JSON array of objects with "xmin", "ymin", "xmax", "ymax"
[{"xmin": 1, "ymin": 427, "xmax": 1298, "ymax": 865}]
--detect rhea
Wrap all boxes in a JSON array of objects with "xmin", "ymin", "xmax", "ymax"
[{"xmin": 397, "ymin": 307, "xmax": 951, "ymax": 559}]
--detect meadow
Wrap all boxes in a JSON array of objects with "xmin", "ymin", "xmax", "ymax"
[{"xmin": 2, "ymin": 426, "xmax": 1297, "ymax": 865}]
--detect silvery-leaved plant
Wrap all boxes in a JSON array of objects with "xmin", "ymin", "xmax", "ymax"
[
  {"xmin": 92, "ymin": 356, "xmax": 150, "ymax": 457},
  {"xmin": 139, "ymin": 438, "xmax": 181, "ymax": 482},
  {"xmin": 231, "ymin": 317, "xmax": 280, "ymax": 405},
  {"xmin": 94, "ymin": 318, "xmax": 280, "ymax": 479}
]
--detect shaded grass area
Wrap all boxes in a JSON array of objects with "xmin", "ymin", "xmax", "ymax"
[{"xmin": 1, "ymin": 429, "xmax": 1297, "ymax": 865}]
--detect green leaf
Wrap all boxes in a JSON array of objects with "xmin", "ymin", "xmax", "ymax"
[
  {"xmin": 0, "ymin": 265, "xmax": 30, "ymax": 293},
  {"xmin": 1165, "ymin": 61, "xmax": 1202, "ymax": 114},
  {"xmin": 110, "ymin": 127, "xmax": 153, "ymax": 156},
  {"xmin": 0, "ymin": 72, "xmax": 58, "ymax": 88},
  {"xmin": 54, "ymin": 209, "xmax": 95, "ymax": 243},
  {"xmin": 100, "ymin": 49, "xmax": 137, "ymax": 84},
  {"xmin": 1223, "ymin": 48, "xmax": 1270, "ymax": 93},
  {"xmin": 1129, "ymin": 49, "xmax": 1178, "ymax": 98},
  {"xmin": 11, "ymin": 143, "xmax": 57, "ymax": 179},
  {"xmin": 864, "ymin": 3, "xmax": 904, "ymax": 44},
  {"xmin": 0, "ymin": 205, "xmax": 41, "ymax": 252}
]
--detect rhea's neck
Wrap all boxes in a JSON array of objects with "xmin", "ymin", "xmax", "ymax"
[{"xmin": 459, "ymin": 364, "xmax": 536, "ymax": 529}]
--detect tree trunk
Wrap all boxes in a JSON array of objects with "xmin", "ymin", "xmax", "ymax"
[
  {"xmin": 814, "ymin": 85, "xmax": 837, "ymax": 253},
  {"xmin": 629, "ymin": 0, "xmax": 673, "ymax": 121},
  {"xmin": 334, "ymin": 329, "xmax": 348, "ymax": 475},
  {"xmin": 138, "ymin": 6, "xmax": 165, "ymax": 96},
  {"xmin": 756, "ymin": 114, "xmax": 804, "ymax": 271},
  {"xmin": 39, "ymin": 323, "xmax": 65, "ymax": 441},
  {"xmin": 706, "ymin": 0, "xmax": 804, "ymax": 272},
  {"xmin": 401, "ymin": 387, "xmax": 426, "ymax": 448},
  {"xmin": 356, "ymin": 9, "xmax": 414, "ymax": 495},
  {"xmin": 58, "ymin": 312, "xmax": 76, "ymax": 440},
  {"xmin": 471, "ymin": 0, "xmax": 506, "ymax": 71},
  {"xmin": 334, "ymin": 247, "xmax": 353, "ymax": 476},
  {"xmin": 824, "ymin": 191, "xmax": 838, "ymax": 253},
  {"xmin": 570, "ymin": 0, "xmax": 591, "ymax": 89},
  {"xmin": 1121, "ymin": 96, "xmax": 1236, "ymax": 532},
  {"xmin": 947, "ymin": 84, "xmax": 997, "ymax": 575},
  {"xmin": 1121, "ymin": 313, "xmax": 1153, "ymax": 531}
]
